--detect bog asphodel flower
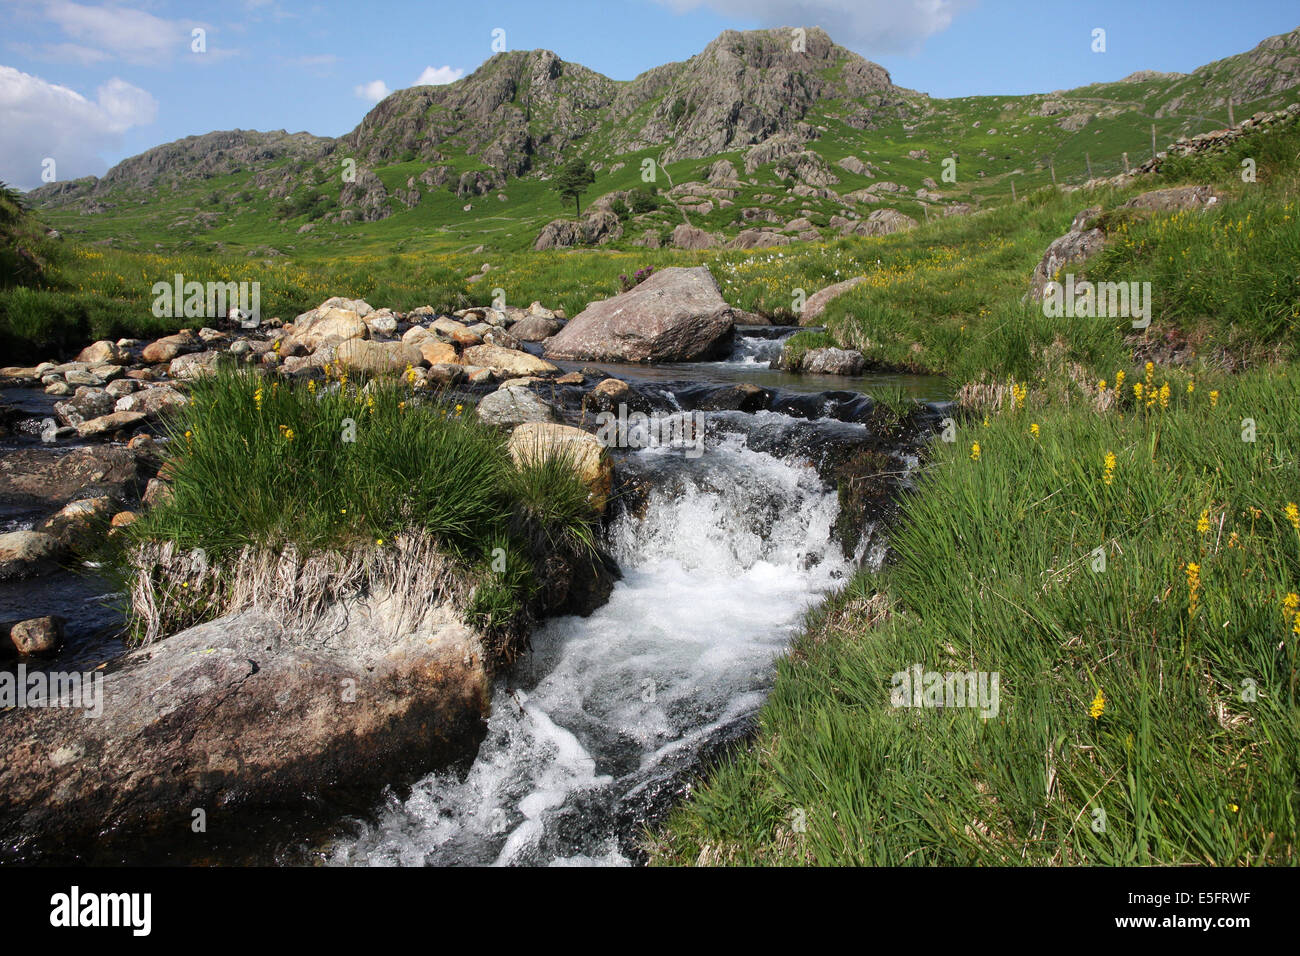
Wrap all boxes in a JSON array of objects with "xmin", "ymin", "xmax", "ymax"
[
  {"xmin": 1089, "ymin": 688, "xmax": 1106, "ymax": 720},
  {"xmin": 1286, "ymin": 502, "xmax": 1300, "ymax": 531},
  {"xmin": 1186, "ymin": 561, "xmax": 1202, "ymax": 617},
  {"xmin": 1030, "ymin": 423, "xmax": 1040, "ymax": 438},
  {"xmin": 1210, "ymin": 390, "xmax": 1220, "ymax": 408},
  {"xmin": 1103, "ymin": 450, "xmax": 1116, "ymax": 486},
  {"xmin": 970, "ymin": 442, "xmax": 981, "ymax": 461},
  {"xmin": 1197, "ymin": 510, "xmax": 1211, "ymax": 534}
]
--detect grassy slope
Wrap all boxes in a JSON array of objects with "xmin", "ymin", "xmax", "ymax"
[{"xmin": 647, "ymin": 117, "xmax": 1300, "ymax": 866}]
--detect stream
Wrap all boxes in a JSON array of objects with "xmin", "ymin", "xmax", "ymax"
[{"xmin": 319, "ymin": 327, "xmax": 948, "ymax": 866}]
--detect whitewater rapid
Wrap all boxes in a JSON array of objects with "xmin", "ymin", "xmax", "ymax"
[{"xmin": 326, "ymin": 424, "xmax": 869, "ymax": 866}]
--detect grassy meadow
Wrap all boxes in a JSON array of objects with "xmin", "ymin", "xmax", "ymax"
[{"xmin": 648, "ymin": 115, "xmax": 1300, "ymax": 865}]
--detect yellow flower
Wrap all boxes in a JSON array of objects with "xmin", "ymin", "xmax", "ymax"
[
  {"xmin": 1133, "ymin": 382, "xmax": 1143, "ymax": 403},
  {"xmin": 1159, "ymin": 383, "xmax": 1170, "ymax": 408},
  {"xmin": 1103, "ymin": 450, "xmax": 1116, "ymax": 486},
  {"xmin": 1286, "ymin": 502, "xmax": 1299, "ymax": 531},
  {"xmin": 1187, "ymin": 380, "xmax": 1195, "ymax": 394},
  {"xmin": 1197, "ymin": 510, "xmax": 1211, "ymax": 534},
  {"xmin": 1030, "ymin": 423, "xmax": 1040, "ymax": 438},
  {"xmin": 1229, "ymin": 804, "xmax": 1239, "ymax": 813},
  {"xmin": 970, "ymin": 442, "xmax": 981, "ymax": 461},
  {"xmin": 982, "ymin": 415, "xmax": 990, "ymax": 428},
  {"xmin": 1186, "ymin": 562, "xmax": 1202, "ymax": 617},
  {"xmin": 1089, "ymin": 688, "xmax": 1106, "ymax": 720},
  {"xmin": 1114, "ymin": 370, "xmax": 1125, "ymax": 391},
  {"xmin": 1209, "ymin": 390, "xmax": 1219, "ymax": 408},
  {"xmin": 376, "ymin": 538, "xmax": 384, "ymax": 546},
  {"xmin": 1011, "ymin": 381, "xmax": 1027, "ymax": 410},
  {"xmin": 1144, "ymin": 361, "xmax": 1154, "ymax": 382},
  {"xmin": 307, "ymin": 379, "xmax": 317, "ymax": 394},
  {"xmin": 254, "ymin": 386, "xmax": 263, "ymax": 411}
]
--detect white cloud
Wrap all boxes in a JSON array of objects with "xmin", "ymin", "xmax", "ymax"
[
  {"xmin": 657, "ymin": 0, "xmax": 967, "ymax": 54},
  {"xmin": 354, "ymin": 79, "xmax": 390, "ymax": 103},
  {"xmin": 413, "ymin": 65, "xmax": 464, "ymax": 86},
  {"xmin": 0, "ymin": 65, "xmax": 157, "ymax": 189},
  {"xmin": 41, "ymin": 1, "xmax": 193, "ymax": 65}
]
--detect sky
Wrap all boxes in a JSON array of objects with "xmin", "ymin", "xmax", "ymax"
[{"xmin": 2, "ymin": 0, "xmax": 1298, "ymax": 189}]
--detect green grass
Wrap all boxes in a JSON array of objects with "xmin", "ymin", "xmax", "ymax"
[
  {"xmin": 652, "ymin": 365, "xmax": 1300, "ymax": 865},
  {"xmin": 650, "ymin": 103, "xmax": 1300, "ymax": 867},
  {"xmin": 125, "ymin": 369, "xmax": 599, "ymax": 642}
]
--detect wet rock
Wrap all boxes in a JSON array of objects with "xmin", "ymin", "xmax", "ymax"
[
  {"xmin": 0, "ymin": 445, "xmax": 143, "ymax": 505},
  {"xmin": 698, "ymin": 383, "xmax": 770, "ymax": 412},
  {"xmin": 476, "ymin": 386, "xmax": 561, "ymax": 428},
  {"xmin": 40, "ymin": 496, "xmax": 114, "ymax": 550},
  {"xmin": 0, "ymin": 531, "xmax": 64, "ymax": 580},
  {"xmin": 2, "ymin": 616, "xmax": 65, "ymax": 656},
  {"xmin": 425, "ymin": 364, "xmax": 466, "ymax": 387}
]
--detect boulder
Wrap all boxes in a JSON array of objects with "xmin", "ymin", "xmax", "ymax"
[
  {"xmin": 842, "ymin": 208, "xmax": 917, "ymax": 236},
  {"xmin": 335, "ymin": 339, "xmax": 425, "ymax": 376},
  {"xmin": 168, "ymin": 350, "xmax": 222, "ymax": 380},
  {"xmin": 418, "ymin": 341, "xmax": 460, "ymax": 366},
  {"xmin": 75, "ymin": 341, "xmax": 128, "ymax": 365},
  {"xmin": 508, "ymin": 423, "xmax": 613, "ymax": 513},
  {"xmin": 0, "ymin": 596, "xmax": 488, "ymax": 857},
  {"xmin": 141, "ymin": 331, "xmax": 202, "ymax": 364},
  {"xmin": 670, "ymin": 224, "xmax": 718, "ymax": 249},
  {"xmin": 461, "ymin": 345, "xmax": 558, "ymax": 377},
  {"xmin": 1123, "ymin": 185, "xmax": 1221, "ymax": 212},
  {"xmin": 799, "ymin": 346, "xmax": 866, "ymax": 375},
  {"xmin": 1029, "ymin": 209, "xmax": 1108, "ymax": 299},
  {"xmin": 731, "ymin": 229, "xmax": 790, "ymax": 249},
  {"xmin": 801, "ymin": 276, "xmax": 868, "ymax": 324},
  {"xmin": 475, "ymin": 386, "xmax": 561, "ymax": 428},
  {"xmin": 292, "ymin": 308, "xmax": 369, "ymax": 351},
  {"xmin": 543, "ymin": 266, "xmax": 737, "ymax": 364},
  {"xmin": 508, "ymin": 314, "xmax": 563, "ymax": 342}
]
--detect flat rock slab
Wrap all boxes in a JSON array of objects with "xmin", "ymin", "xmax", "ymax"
[{"xmin": 0, "ymin": 597, "xmax": 489, "ymax": 858}]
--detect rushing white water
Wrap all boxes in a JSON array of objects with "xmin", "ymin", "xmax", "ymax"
[
  {"xmin": 721, "ymin": 331, "xmax": 793, "ymax": 367},
  {"xmin": 326, "ymin": 427, "xmax": 864, "ymax": 867}
]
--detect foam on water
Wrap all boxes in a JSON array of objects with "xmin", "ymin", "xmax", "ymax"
[{"xmin": 326, "ymin": 430, "xmax": 860, "ymax": 867}]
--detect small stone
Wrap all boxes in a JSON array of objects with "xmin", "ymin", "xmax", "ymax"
[{"xmin": 4, "ymin": 616, "xmax": 66, "ymax": 656}]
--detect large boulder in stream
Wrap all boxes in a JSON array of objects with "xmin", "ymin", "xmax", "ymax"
[
  {"xmin": 543, "ymin": 266, "xmax": 737, "ymax": 363},
  {"xmin": 0, "ymin": 578, "xmax": 491, "ymax": 857}
]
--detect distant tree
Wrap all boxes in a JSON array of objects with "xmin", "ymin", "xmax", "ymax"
[
  {"xmin": 628, "ymin": 186, "xmax": 660, "ymax": 215},
  {"xmin": 553, "ymin": 158, "xmax": 596, "ymax": 216}
]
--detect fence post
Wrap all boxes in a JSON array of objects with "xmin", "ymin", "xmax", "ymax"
[
  {"xmin": 1151, "ymin": 124, "xmax": 1157, "ymax": 159},
  {"xmin": 1228, "ymin": 99, "xmax": 1235, "ymax": 127},
  {"xmin": 1049, "ymin": 158, "xmax": 1057, "ymax": 185},
  {"xmin": 1086, "ymin": 152, "xmax": 1093, "ymax": 179},
  {"xmin": 1011, "ymin": 180, "xmax": 1017, "ymax": 202},
  {"xmin": 1123, "ymin": 152, "xmax": 1130, "ymax": 174}
]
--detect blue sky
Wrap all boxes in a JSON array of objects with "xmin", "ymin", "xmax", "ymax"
[{"xmin": 2, "ymin": 0, "xmax": 1298, "ymax": 189}]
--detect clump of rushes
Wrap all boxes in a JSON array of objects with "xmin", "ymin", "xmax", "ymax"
[{"xmin": 124, "ymin": 369, "xmax": 599, "ymax": 647}]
